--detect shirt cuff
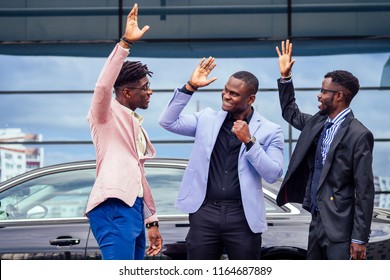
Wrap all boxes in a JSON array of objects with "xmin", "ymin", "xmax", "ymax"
[
  {"xmin": 145, "ymin": 213, "xmax": 158, "ymax": 225},
  {"xmin": 351, "ymin": 239, "xmax": 365, "ymax": 244},
  {"xmin": 179, "ymin": 85, "xmax": 194, "ymax": 95},
  {"xmin": 279, "ymin": 78, "xmax": 292, "ymax": 83},
  {"xmin": 245, "ymin": 141, "xmax": 254, "ymax": 151}
]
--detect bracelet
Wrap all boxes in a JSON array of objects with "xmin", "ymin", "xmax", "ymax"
[
  {"xmin": 187, "ymin": 80, "xmax": 198, "ymax": 91},
  {"xmin": 120, "ymin": 36, "xmax": 133, "ymax": 48},
  {"xmin": 280, "ymin": 72, "xmax": 292, "ymax": 80},
  {"xmin": 145, "ymin": 221, "xmax": 159, "ymax": 229}
]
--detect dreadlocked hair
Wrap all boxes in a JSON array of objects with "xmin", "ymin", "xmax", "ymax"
[{"xmin": 114, "ymin": 61, "xmax": 153, "ymax": 91}]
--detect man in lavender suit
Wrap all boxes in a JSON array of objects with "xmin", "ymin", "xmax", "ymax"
[{"xmin": 159, "ymin": 58, "xmax": 284, "ymax": 259}]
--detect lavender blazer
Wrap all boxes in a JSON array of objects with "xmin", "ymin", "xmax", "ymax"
[{"xmin": 159, "ymin": 90, "xmax": 284, "ymax": 233}]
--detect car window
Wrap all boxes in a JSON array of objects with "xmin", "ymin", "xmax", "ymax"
[
  {"xmin": 145, "ymin": 165, "xmax": 184, "ymax": 216},
  {"xmin": 0, "ymin": 162, "xmax": 292, "ymax": 221},
  {"xmin": 145, "ymin": 165, "xmax": 289, "ymax": 215},
  {"xmin": 0, "ymin": 169, "xmax": 95, "ymax": 221},
  {"xmin": 264, "ymin": 197, "xmax": 286, "ymax": 214}
]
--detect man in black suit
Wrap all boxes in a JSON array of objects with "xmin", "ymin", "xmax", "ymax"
[{"xmin": 275, "ymin": 40, "xmax": 375, "ymax": 260}]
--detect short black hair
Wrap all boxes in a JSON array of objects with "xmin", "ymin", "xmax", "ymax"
[
  {"xmin": 231, "ymin": 71, "xmax": 259, "ymax": 95},
  {"xmin": 114, "ymin": 61, "xmax": 153, "ymax": 92},
  {"xmin": 324, "ymin": 70, "xmax": 359, "ymax": 104}
]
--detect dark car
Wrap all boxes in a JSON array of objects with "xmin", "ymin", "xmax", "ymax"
[{"xmin": 0, "ymin": 158, "xmax": 389, "ymax": 260}]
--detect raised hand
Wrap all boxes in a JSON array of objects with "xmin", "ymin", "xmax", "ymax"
[
  {"xmin": 275, "ymin": 39, "xmax": 296, "ymax": 78},
  {"xmin": 187, "ymin": 56, "xmax": 218, "ymax": 90},
  {"xmin": 123, "ymin": 3, "xmax": 150, "ymax": 43}
]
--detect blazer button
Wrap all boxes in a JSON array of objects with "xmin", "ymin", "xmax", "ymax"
[{"xmin": 330, "ymin": 196, "xmax": 334, "ymax": 201}]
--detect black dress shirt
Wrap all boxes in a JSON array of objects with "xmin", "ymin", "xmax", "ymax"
[{"xmin": 206, "ymin": 110, "xmax": 253, "ymax": 201}]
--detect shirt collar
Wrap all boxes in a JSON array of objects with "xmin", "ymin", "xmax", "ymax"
[
  {"xmin": 326, "ymin": 107, "xmax": 351, "ymax": 126},
  {"xmin": 130, "ymin": 110, "xmax": 144, "ymax": 125},
  {"xmin": 227, "ymin": 107, "xmax": 254, "ymax": 123},
  {"xmin": 114, "ymin": 99, "xmax": 144, "ymax": 125}
]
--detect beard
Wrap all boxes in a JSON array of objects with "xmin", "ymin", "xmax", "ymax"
[
  {"xmin": 318, "ymin": 96, "xmax": 334, "ymax": 116},
  {"xmin": 319, "ymin": 109, "xmax": 327, "ymax": 116}
]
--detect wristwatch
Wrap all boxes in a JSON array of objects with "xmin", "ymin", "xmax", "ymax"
[
  {"xmin": 245, "ymin": 135, "xmax": 256, "ymax": 150},
  {"xmin": 248, "ymin": 135, "xmax": 256, "ymax": 144}
]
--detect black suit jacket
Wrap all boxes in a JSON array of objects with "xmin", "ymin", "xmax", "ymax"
[{"xmin": 276, "ymin": 79, "xmax": 375, "ymax": 243}]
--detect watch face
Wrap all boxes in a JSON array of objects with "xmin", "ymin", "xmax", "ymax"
[{"xmin": 250, "ymin": 136, "xmax": 256, "ymax": 143}]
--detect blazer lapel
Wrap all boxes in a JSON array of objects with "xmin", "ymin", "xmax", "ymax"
[
  {"xmin": 239, "ymin": 111, "xmax": 262, "ymax": 154},
  {"xmin": 318, "ymin": 111, "xmax": 355, "ymax": 187},
  {"xmin": 248, "ymin": 111, "xmax": 262, "ymax": 135},
  {"xmin": 211, "ymin": 111, "xmax": 228, "ymax": 145}
]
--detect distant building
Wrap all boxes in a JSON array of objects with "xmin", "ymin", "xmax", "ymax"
[
  {"xmin": 380, "ymin": 56, "xmax": 390, "ymax": 87},
  {"xmin": 0, "ymin": 128, "xmax": 44, "ymax": 182},
  {"xmin": 374, "ymin": 175, "xmax": 390, "ymax": 208}
]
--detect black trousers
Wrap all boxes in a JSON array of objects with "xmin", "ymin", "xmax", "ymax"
[
  {"xmin": 186, "ymin": 200, "xmax": 262, "ymax": 260},
  {"xmin": 307, "ymin": 213, "xmax": 350, "ymax": 260}
]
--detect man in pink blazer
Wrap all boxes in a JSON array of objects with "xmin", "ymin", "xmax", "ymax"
[{"xmin": 85, "ymin": 3, "xmax": 162, "ymax": 260}]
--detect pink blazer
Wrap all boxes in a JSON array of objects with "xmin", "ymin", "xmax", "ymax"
[{"xmin": 86, "ymin": 44, "xmax": 157, "ymax": 223}]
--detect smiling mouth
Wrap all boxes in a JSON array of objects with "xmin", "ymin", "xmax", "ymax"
[{"xmin": 223, "ymin": 100, "xmax": 233, "ymax": 106}]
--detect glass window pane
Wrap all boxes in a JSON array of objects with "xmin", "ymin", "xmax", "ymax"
[
  {"xmin": 146, "ymin": 166, "xmax": 184, "ymax": 216},
  {"xmin": 0, "ymin": 169, "xmax": 95, "ymax": 221}
]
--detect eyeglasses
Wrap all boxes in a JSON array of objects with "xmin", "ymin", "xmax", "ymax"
[
  {"xmin": 320, "ymin": 88, "xmax": 339, "ymax": 94},
  {"xmin": 127, "ymin": 82, "xmax": 151, "ymax": 92}
]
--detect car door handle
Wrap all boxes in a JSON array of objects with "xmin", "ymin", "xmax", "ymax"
[
  {"xmin": 175, "ymin": 223, "xmax": 190, "ymax": 227},
  {"xmin": 50, "ymin": 236, "xmax": 80, "ymax": 247}
]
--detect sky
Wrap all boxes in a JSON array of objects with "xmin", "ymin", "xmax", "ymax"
[{"xmin": 0, "ymin": 48, "xmax": 390, "ymax": 177}]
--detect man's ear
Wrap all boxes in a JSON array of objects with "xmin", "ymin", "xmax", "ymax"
[
  {"xmin": 248, "ymin": 94, "xmax": 256, "ymax": 105},
  {"xmin": 337, "ymin": 91, "xmax": 345, "ymax": 103},
  {"xmin": 122, "ymin": 88, "xmax": 131, "ymax": 98}
]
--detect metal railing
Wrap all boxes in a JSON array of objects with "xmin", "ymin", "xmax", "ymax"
[{"xmin": 1, "ymin": 86, "xmax": 389, "ymax": 161}]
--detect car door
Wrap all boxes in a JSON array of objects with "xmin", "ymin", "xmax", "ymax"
[{"xmin": 0, "ymin": 167, "xmax": 100, "ymax": 260}]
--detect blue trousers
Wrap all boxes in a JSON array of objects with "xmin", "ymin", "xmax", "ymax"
[{"xmin": 88, "ymin": 197, "xmax": 145, "ymax": 260}]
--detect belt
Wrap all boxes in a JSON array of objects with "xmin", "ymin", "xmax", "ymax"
[{"xmin": 204, "ymin": 199, "xmax": 242, "ymax": 207}]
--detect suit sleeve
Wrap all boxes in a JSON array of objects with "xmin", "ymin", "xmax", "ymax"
[
  {"xmin": 89, "ymin": 44, "xmax": 129, "ymax": 123},
  {"xmin": 245, "ymin": 125, "xmax": 284, "ymax": 183},
  {"xmin": 278, "ymin": 79, "xmax": 313, "ymax": 131},
  {"xmin": 352, "ymin": 130, "xmax": 375, "ymax": 243},
  {"xmin": 158, "ymin": 89, "xmax": 200, "ymax": 137}
]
